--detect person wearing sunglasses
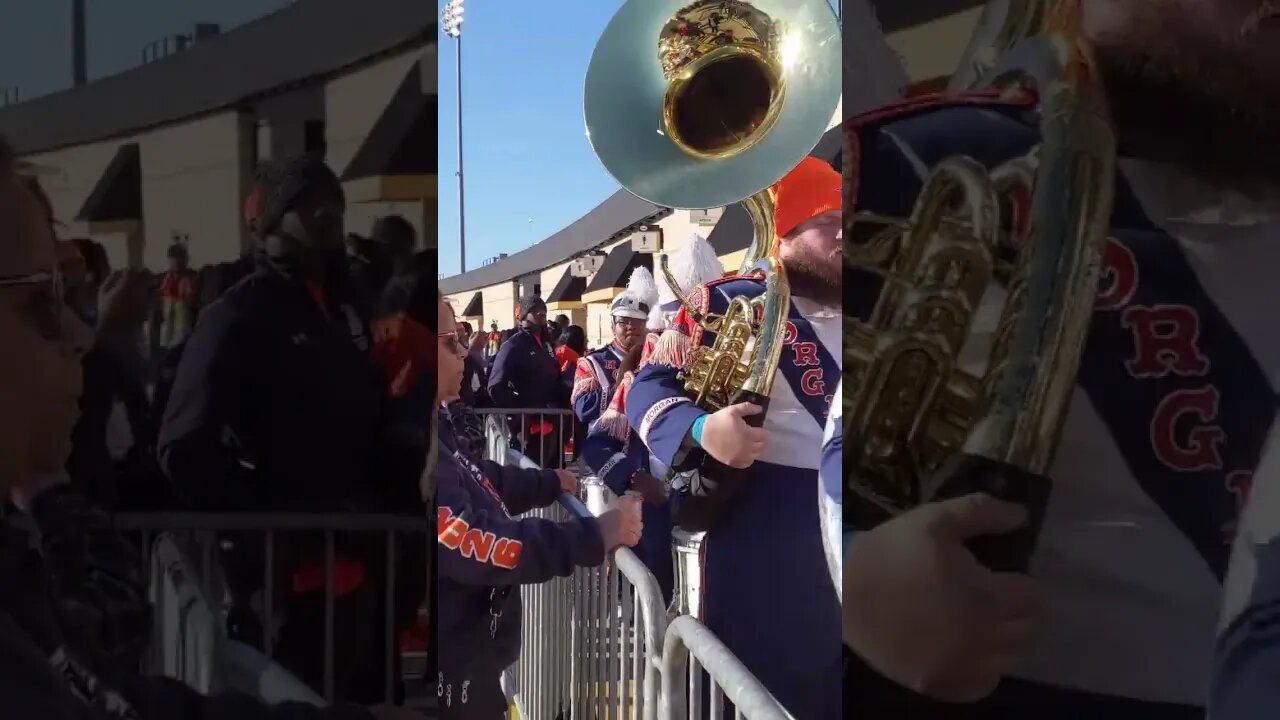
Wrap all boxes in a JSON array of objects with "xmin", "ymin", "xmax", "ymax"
[{"xmin": 436, "ymin": 291, "xmax": 643, "ymax": 719}]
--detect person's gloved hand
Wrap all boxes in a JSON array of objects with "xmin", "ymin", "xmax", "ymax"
[
  {"xmin": 630, "ymin": 470, "xmax": 668, "ymax": 506},
  {"xmin": 844, "ymin": 493, "xmax": 1043, "ymax": 703}
]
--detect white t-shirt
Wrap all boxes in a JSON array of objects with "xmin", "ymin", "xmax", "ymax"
[{"xmin": 967, "ymin": 159, "xmax": 1280, "ymax": 703}]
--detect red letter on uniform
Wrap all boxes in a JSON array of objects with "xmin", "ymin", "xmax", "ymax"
[
  {"xmin": 1150, "ymin": 386, "xmax": 1224, "ymax": 472},
  {"xmin": 1122, "ymin": 304, "xmax": 1210, "ymax": 378}
]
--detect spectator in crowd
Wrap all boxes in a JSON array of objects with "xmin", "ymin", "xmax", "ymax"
[
  {"xmin": 487, "ymin": 295, "xmax": 566, "ymax": 468},
  {"xmin": 66, "ymin": 264, "xmax": 157, "ymax": 511},
  {"xmin": 0, "ymin": 135, "xmax": 420, "ymax": 720},
  {"xmin": 346, "ymin": 232, "xmax": 394, "ymax": 303},
  {"xmin": 454, "ymin": 321, "xmax": 487, "ymax": 408},
  {"xmin": 554, "ymin": 325, "xmax": 585, "ymax": 381},
  {"xmin": 550, "ymin": 313, "xmax": 570, "ymax": 344},
  {"xmin": 370, "ymin": 215, "xmax": 416, "ymax": 273},
  {"xmin": 484, "ymin": 321, "xmax": 501, "ymax": 361},
  {"xmin": 436, "ymin": 290, "xmax": 643, "ymax": 719},
  {"xmin": 158, "ymin": 153, "xmax": 413, "ymax": 703},
  {"xmin": 158, "ymin": 243, "xmax": 199, "ymax": 350}
]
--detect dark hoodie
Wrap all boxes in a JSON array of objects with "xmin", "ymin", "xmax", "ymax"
[{"xmin": 435, "ymin": 412, "xmax": 603, "ymax": 684}]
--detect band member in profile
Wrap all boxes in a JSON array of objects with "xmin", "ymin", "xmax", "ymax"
[
  {"xmin": 582, "ymin": 235, "xmax": 724, "ymax": 605},
  {"xmin": 570, "ymin": 269, "xmax": 652, "ymax": 430},
  {"xmin": 627, "ymin": 156, "xmax": 842, "ymax": 719},
  {"xmin": 843, "ymin": 1, "xmax": 1280, "ymax": 716}
]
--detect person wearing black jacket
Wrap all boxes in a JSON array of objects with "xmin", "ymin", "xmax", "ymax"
[
  {"xmin": 486, "ymin": 296, "xmax": 565, "ymax": 467},
  {"xmin": 157, "ymin": 155, "xmax": 418, "ymax": 704}
]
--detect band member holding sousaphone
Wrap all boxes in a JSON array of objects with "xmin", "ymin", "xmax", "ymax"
[
  {"xmin": 582, "ymin": 235, "xmax": 725, "ymax": 607},
  {"xmin": 630, "ymin": 156, "xmax": 843, "ymax": 718},
  {"xmin": 583, "ymin": 0, "xmax": 842, "ymax": 715},
  {"xmin": 843, "ymin": 0, "xmax": 1280, "ymax": 717}
]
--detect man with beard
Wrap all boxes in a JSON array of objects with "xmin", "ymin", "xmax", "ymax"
[
  {"xmin": 627, "ymin": 155, "xmax": 842, "ymax": 720},
  {"xmin": 843, "ymin": 1, "xmax": 1280, "ymax": 717}
]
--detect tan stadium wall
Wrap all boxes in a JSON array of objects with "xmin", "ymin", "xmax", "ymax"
[
  {"xmin": 327, "ymin": 47, "xmax": 430, "ymax": 251},
  {"xmin": 139, "ymin": 111, "xmax": 251, "ymax": 270}
]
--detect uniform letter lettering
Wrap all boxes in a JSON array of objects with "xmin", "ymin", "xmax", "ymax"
[
  {"xmin": 1122, "ymin": 304, "xmax": 1210, "ymax": 378},
  {"xmin": 793, "ymin": 342, "xmax": 820, "ymax": 367},
  {"xmin": 1096, "ymin": 238, "xmax": 1138, "ymax": 311},
  {"xmin": 1150, "ymin": 386, "xmax": 1224, "ymax": 472},
  {"xmin": 801, "ymin": 369, "xmax": 825, "ymax": 397},
  {"xmin": 438, "ymin": 507, "xmax": 468, "ymax": 550}
]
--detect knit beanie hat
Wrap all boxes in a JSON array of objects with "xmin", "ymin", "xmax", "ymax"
[
  {"xmin": 773, "ymin": 155, "xmax": 841, "ymax": 239},
  {"xmin": 253, "ymin": 154, "xmax": 344, "ymax": 236}
]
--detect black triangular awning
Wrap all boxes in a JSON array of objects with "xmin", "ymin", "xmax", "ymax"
[
  {"xmin": 546, "ymin": 266, "xmax": 586, "ymax": 304},
  {"xmin": 342, "ymin": 61, "xmax": 436, "ymax": 181},
  {"xmin": 585, "ymin": 243, "xmax": 654, "ymax": 294},
  {"xmin": 461, "ymin": 292, "xmax": 483, "ymax": 317},
  {"xmin": 76, "ymin": 143, "xmax": 141, "ymax": 222},
  {"xmin": 707, "ymin": 126, "xmax": 843, "ymax": 256}
]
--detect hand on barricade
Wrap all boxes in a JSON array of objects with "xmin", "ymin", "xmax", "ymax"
[
  {"xmin": 701, "ymin": 403, "xmax": 766, "ymax": 468},
  {"xmin": 844, "ymin": 494, "xmax": 1043, "ymax": 703},
  {"xmin": 598, "ymin": 492, "xmax": 644, "ymax": 553},
  {"xmin": 555, "ymin": 468, "xmax": 578, "ymax": 495}
]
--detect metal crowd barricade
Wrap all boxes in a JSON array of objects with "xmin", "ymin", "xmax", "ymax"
[
  {"xmin": 111, "ymin": 513, "xmax": 431, "ymax": 710},
  {"xmin": 473, "ymin": 407, "xmax": 575, "ymax": 470},
  {"xmin": 482, "ymin": 411, "xmax": 790, "ymax": 720}
]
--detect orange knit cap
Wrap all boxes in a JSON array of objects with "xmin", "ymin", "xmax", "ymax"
[{"xmin": 773, "ymin": 155, "xmax": 841, "ymax": 239}]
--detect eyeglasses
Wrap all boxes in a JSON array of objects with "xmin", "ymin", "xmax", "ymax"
[
  {"xmin": 438, "ymin": 331, "xmax": 466, "ymax": 357},
  {"xmin": 0, "ymin": 270, "xmax": 66, "ymax": 341}
]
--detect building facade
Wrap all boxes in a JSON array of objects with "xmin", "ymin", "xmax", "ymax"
[{"xmin": 0, "ymin": 0, "xmax": 436, "ymax": 272}]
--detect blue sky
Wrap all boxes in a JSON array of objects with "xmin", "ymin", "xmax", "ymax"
[
  {"xmin": 436, "ymin": 0, "xmax": 625, "ymax": 279},
  {"xmin": 436, "ymin": 0, "xmax": 840, "ymax": 279},
  {"xmin": 0, "ymin": 0, "xmax": 285, "ymax": 99}
]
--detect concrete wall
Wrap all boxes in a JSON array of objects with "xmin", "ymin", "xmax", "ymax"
[
  {"xmin": 326, "ymin": 46, "xmax": 429, "ymax": 250},
  {"xmin": 22, "ymin": 139, "xmax": 132, "ymax": 268},
  {"xmin": 139, "ymin": 111, "xmax": 251, "ymax": 270},
  {"xmin": 22, "ymin": 110, "xmax": 250, "ymax": 271}
]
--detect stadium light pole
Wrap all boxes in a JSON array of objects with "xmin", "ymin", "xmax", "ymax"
[{"xmin": 442, "ymin": 0, "xmax": 467, "ymax": 273}]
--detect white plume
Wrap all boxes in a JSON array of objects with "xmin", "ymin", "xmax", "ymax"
[
  {"xmin": 659, "ymin": 233, "xmax": 723, "ymax": 307},
  {"xmin": 626, "ymin": 266, "xmax": 659, "ymax": 308}
]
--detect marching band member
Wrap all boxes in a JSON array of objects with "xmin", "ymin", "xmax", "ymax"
[
  {"xmin": 581, "ymin": 235, "xmax": 724, "ymax": 605},
  {"xmin": 570, "ymin": 268, "xmax": 652, "ymax": 432},
  {"xmin": 627, "ymin": 156, "xmax": 843, "ymax": 720},
  {"xmin": 845, "ymin": 1, "xmax": 1280, "ymax": 716}
]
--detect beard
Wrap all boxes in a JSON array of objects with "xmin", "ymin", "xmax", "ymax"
[
  {"xmin": 785, "ymin": 245, "xmax": 842, "ymax": 307},
  {"xmin": 1093, "ymin": 2, "xmax": 1280, "ymax": 186}
]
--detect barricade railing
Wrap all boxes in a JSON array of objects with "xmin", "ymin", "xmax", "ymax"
[
  {"xmin": 483, "ymin": 411, "xmax": 789, "ymax": 720},
  {"xmin": 660, "ymin": 616, "xmax": 794, "ymax": 720},
  {"xmin": 486, "ymin": 414, "xmax": 666, "ymax": 720},
  {"xmin": 473, "ymin": 407, "xmax": 575, "ymax": 470},
  {"xmin": 110, "ymin": 512, "xmax": 431, "ymax": 710}
]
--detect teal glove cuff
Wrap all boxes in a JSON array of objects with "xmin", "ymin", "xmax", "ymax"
[{"xmin": 691, "ymin": 415, "xmax": 708, "ymax": 447}]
